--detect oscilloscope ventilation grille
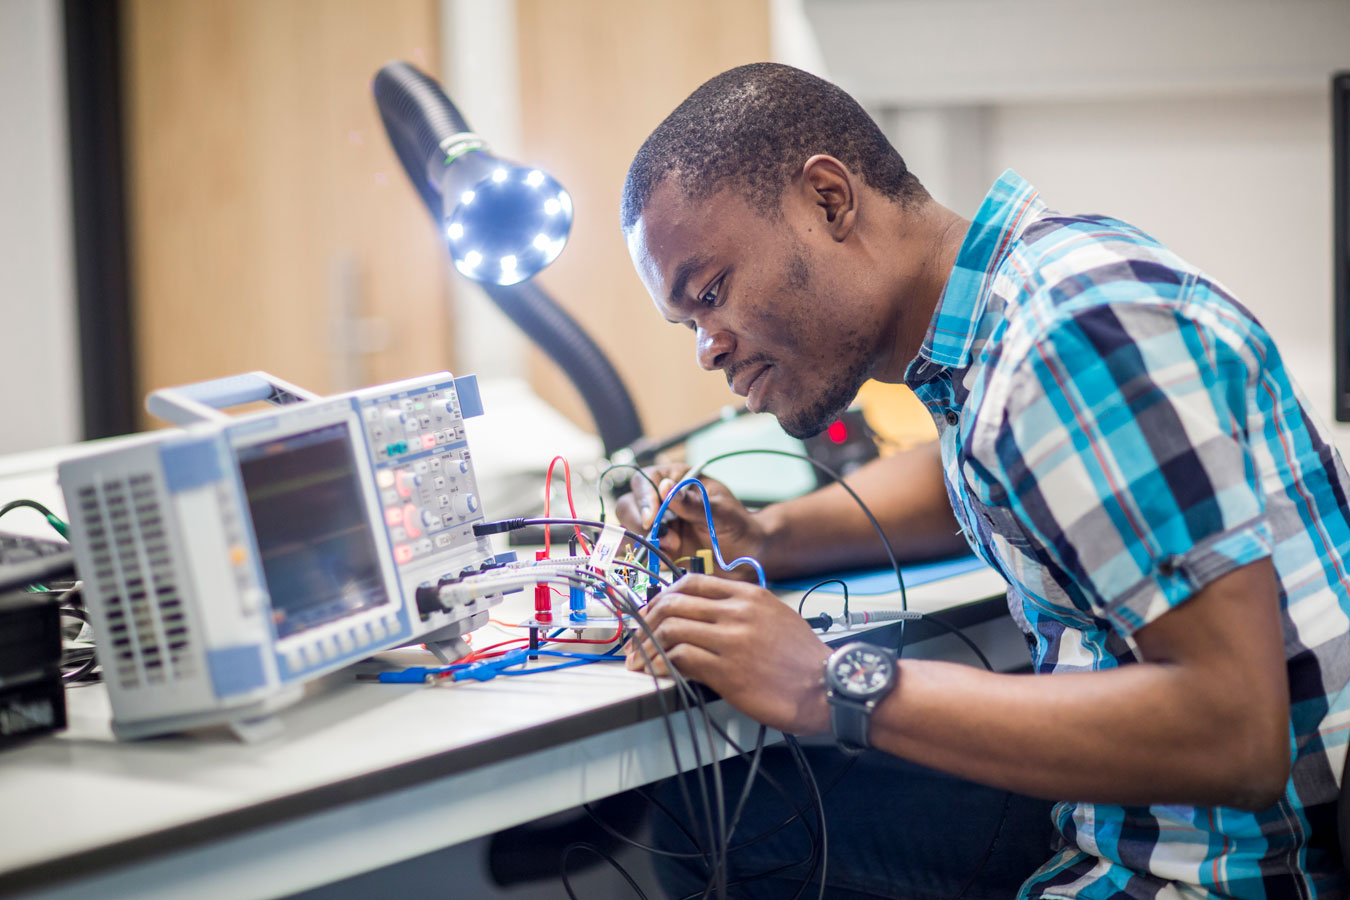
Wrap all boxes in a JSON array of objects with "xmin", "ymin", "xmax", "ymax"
[{"xmin": 76, "ymin": 475, "xmax": 195, "ymax": 691}]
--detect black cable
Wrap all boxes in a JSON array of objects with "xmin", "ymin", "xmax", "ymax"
[
  {"xmin": 0, "ymin": 499, "xmax": 61, "ymax": 521},
  {"xmin": 475, "ymin": 516, "xmax": 681, "ymax": 576},
  {"xmin": 610, "ymin": 558, "xmax": 670, "ymax": 586},
  {"xmin": 616, "ymin": 588, "xmax": 724, "ymax": 888},
  {"xmin": 631, "ymin": 615, "xmax": 727, "ymax": 898},
  {"xmin": 614, "ymin": 583, "xmax": 830, "ymax": 900},
  {"xmin": 584, "ymin": 457, "xmax": 843, "ymax": 897},
  {"xmin": 613, "ymin": 746, "xmax": 821, "ymax": 861},
  {"xmin": 951, "ymin": 789, "xmax": 1012, "ymax": 900},
  {"xmin": 627, "ymin": 647, "xmax": 829, "ymax": 898},
  {"xmin": 787, "ymin": 736, "xmax": 828, "ymax": 900},
  {"xmin": 797, "ymin": 579, "xmax": 849, "ymax": 619},
  {"xmin": 722, "ymin": 725, "xmax": 767, "ymax": 853},
  {"xmin": 915, "ymin": 610, "xmax": 995, "ymax": 672},
  {"xmin": 684, "ymin": 737, "xmax": 826, "ymax": 900},
  {"xmin": 598, "ymin": 462, "xmax": 662, "ymax": 523},
  {"xmin": 560, "ymin": 842, "xmax": 650, "ymax": 900},
  {"xmin": 690, "ymin": 449, "xmax": 906, "ymax": 611}
]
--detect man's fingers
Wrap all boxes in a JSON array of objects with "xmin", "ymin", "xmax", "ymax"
[
  {"xmin": 665, "ymin": 572, "xmax": 748, "ymax": 600},
  {"xmin": 627, "ymin": 637, "xmax": 721, "ymax": 680},
  {"xmin": 627, "ymin": 472, "xmax": 660, "ymax": 530},
  {"xmin": 613, "ymin": 492, "xmax": 643, "ymax": 535},
  {"xmin": 638, "ymin": 590, "xmax": 729, "ymax": 630},
  {"xmin": 629, "ymin": 465, "xmax": 690, "ymax": 530}
]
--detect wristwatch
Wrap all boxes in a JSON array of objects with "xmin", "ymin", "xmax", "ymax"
[{"xmin": 824, "ymin": 642, "xmax": 899, "ymax": 752}]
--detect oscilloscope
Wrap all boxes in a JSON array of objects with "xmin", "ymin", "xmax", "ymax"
[{"xmin": 58, "ymin": 371, "xmax": 508, "ymax": 740}]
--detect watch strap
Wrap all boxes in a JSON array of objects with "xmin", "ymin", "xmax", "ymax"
[{"xmin": 828, "ymin": 693, "xmax": 871, "ymax": 752}]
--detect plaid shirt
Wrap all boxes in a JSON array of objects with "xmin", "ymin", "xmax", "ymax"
[{"xmin": 905, "ymin": 170, "xmax": 1350, "ymax": 898}]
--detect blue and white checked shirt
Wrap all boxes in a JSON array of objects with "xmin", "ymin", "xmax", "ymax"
[{"xmin": 905, "ymin": 170, "xmax": 1350, "ymax": 899}]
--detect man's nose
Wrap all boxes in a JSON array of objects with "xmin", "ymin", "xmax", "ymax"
[{"xmin": 695, "ymin": 326, "xmax": 734, "ymax": 371}]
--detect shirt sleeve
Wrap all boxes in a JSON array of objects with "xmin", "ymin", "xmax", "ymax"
[{"xmin": 980, "ymin": 298, "xmax": 1273, "ymax": 637}]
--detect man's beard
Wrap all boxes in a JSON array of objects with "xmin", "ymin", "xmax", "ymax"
[
  {"xmin": 776, "ymin": 338, "xmax": 872, "ymax": 439},
  {"xmin": 772, "ymin": 249, "xmax": 874, "ymax": 439}
]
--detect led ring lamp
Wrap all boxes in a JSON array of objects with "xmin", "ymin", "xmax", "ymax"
[{"xmin": 373, "ymin": 61, "xmax": 644, "ymax": 456}]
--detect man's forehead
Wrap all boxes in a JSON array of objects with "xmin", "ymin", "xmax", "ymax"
[{"xmin": 627, "ymin": 181, "xmax": 744, "ymax": 291}]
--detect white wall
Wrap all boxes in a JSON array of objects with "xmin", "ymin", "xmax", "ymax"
[
  {"xmin": 0, "ymin": 0, "xmax": 81, "ymax": 454},
  {"xmin": 986, "ymin": 92, "xmax": 1336, "ymax": 419}
]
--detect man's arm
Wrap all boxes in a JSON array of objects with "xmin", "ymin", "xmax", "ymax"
[
  {"xmin": 615, "ymin": 440, "xmax": 968, "ymax": 580},
  {"xmin": 628, "ymin": 558, "xmax": 1291, "ymax": 811}
]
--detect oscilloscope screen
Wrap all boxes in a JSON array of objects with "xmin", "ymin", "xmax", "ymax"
[{"xmin": 237, "ymin": 422, "xmax": 392, "ymax": 640}]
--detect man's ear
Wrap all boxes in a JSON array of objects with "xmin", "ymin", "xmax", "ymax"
[{"xmin": 799, "ymin": 154, "xmax": 856, "ymax": 242}]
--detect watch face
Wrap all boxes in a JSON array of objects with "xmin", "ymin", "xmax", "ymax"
[{"xmin": 828, "ymin": 644, "xmax": 895, "ymax": 700}]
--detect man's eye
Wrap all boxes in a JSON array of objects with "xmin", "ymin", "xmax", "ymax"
[{"xmin": 698, "ymin": 280, "xmax": 722, "ymax": 307}]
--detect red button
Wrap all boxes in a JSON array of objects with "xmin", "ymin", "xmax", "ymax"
[
  {"xmin": 394, "ymin": 544, "xmax": 414, "ymax": 564},
  {"xmin": 403, "ymin": 504, "xmax": 422, "ymax": 538},
  {"xmin": 385, "ymin": 507, "xmax": 403, "ymax": 527},
  {"xmin": 421, "ymin": 433, "xmax": 437, "ymax": 450}
]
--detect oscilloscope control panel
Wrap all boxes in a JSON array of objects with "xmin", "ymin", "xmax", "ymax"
[{"xmin": 353, "ymin": 378, "xmax": 487, "ymax": 592}]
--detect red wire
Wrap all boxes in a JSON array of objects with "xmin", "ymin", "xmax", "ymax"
[
  {"xmin": 453, "ymin": 637, "xmax": 531, "ymax": 665},
  {"xmin": 543, "ymin": 455, "xmax": 591, "ymax": 557}
]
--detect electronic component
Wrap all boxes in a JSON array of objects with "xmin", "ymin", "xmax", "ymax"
[
  {"xmin": 0, "ymin": 592, "xmax": 66, "ymax": 747},
  {"xmin": 58, "ymin": 371, "xmax": 505, "ymax": 740}
]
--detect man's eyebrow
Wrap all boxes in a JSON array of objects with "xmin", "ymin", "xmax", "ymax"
[{"xmin": 668, "ymin": 255, "xmax": 712, "ymax": 307}]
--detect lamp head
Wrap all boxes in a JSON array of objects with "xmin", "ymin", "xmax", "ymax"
[{"xmin": 439, "ymin": 154, "xmax": 573, "ymax": 286}]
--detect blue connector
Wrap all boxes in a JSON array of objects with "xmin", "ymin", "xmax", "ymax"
[
  {"xmin": 446, "ymin": 648, "xmax": 530, "ymax": 683},
  {"xmin": 569, "ymin": 584, "xmax": 587, "ymax": 623},
  {"xmin": 375, "ymin": 667, "xmax": 446, "ymax": 684}
]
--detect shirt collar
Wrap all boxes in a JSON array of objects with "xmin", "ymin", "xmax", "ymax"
[{"xmin": 905, "ymin": 169, "xmax": 1045, "ymax": 384}]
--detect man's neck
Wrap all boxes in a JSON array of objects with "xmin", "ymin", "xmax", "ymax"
[{"xmin": 875, "ymin": 201, "xmax": 970, "ymax": 383}]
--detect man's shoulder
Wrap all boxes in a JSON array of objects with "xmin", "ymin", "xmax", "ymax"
[
  {"xmin": 1006, "ymin": 210, "xmax": 1196, "ymax": 303},
  {"xmin": 991, "ymin": 209, "xmax": 1256, "ymax": 352}
]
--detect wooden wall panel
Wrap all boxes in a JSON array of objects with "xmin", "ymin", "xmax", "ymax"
[
  {"xmin": 516, "ymin": 0, "xmax": 771, "ymax": 439},
  {"xmin": 123, "ymin": 0, "xmax": 451, "ymax": 426}
]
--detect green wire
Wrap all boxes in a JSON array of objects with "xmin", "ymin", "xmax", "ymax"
[{"xmin": 0, "ymin": 499, "xmax": 70, "ymax": 539}]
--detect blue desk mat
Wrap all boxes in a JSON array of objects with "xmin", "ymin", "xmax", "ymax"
[{"xmin": 774, "ymin": 554, "xmax": 990, "ymax": 596}]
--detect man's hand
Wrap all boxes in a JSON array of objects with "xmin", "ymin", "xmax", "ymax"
[
  {"xmin": 614, "ymin": 464, "xmax": 767, "ymax": 581},
  {"xmin": 625, "ymin": 573, "xmax": 833, "ymax": 735}
]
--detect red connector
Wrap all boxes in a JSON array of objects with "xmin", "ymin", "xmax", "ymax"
[{"xmin": 534, "ymin": 549, "xmax": 552, "ymax": 623}]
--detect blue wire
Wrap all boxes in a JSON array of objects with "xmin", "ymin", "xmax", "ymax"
[
  {"xmin": 496, "ymin": 654, "xmax": 624, "ymax": 676},
  {"xmin": 534, "ymin": 649, "xmax": 620, "ymax": 661},
  {"xmin": 646, "ymin": 477, "xmax": 767, "ymax": 587}
]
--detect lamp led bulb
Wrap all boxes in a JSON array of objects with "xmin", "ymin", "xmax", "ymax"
[{"xmin": 443, "ymin": 163, "xmax": 573, "ymax": 286}]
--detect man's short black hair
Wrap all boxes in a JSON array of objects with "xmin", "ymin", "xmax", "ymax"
[{"xmin": 621, "ymin": 62, "xmax": 924, "ymax": 231}]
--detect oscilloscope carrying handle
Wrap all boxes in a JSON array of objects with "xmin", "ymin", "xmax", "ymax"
[{"xmin": 146, "ymin": 371, "xmax": 322, "ymax": 426}]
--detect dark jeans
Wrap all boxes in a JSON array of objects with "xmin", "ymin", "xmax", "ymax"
[{"xmin": 649, "ymin": 743, "xmax": 1057, "ymax": 900}]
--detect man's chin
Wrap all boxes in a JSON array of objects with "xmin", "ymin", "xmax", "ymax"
[
  {"xmin": 775, "ymin": 408, "xmax": 833, "ymax": 440},
  {"xmin": 770, "ymin": 377, "xmax": 865, "ymax": 440}
]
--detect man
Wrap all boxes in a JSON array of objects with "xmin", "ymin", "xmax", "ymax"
[{"xmin": 614, "ymin": 63, "xmax": 1350, "ymax": 898}]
